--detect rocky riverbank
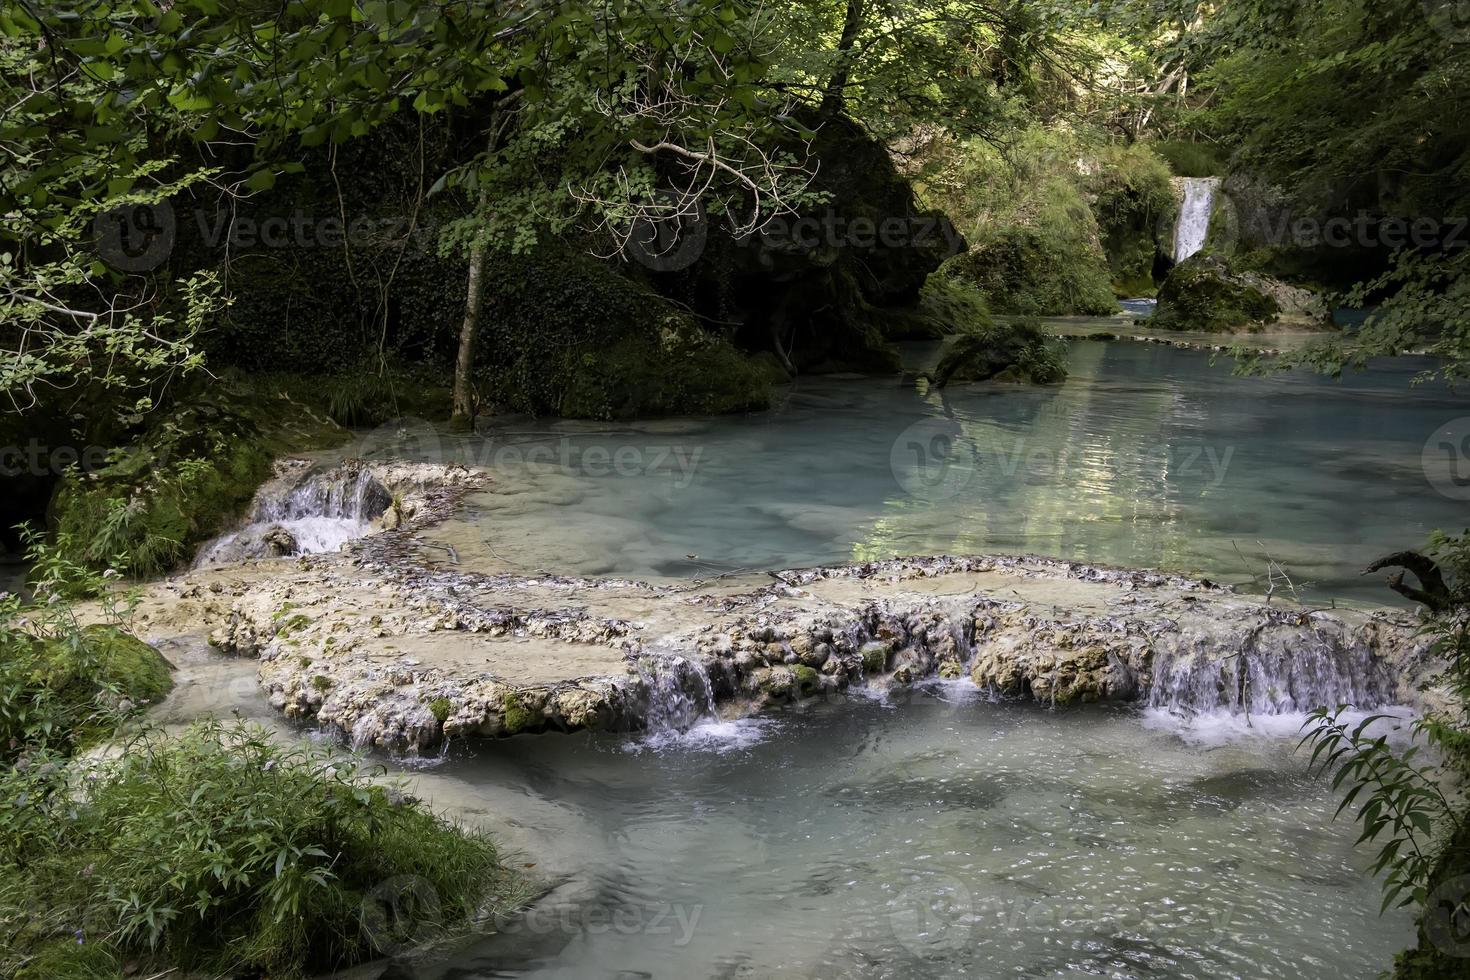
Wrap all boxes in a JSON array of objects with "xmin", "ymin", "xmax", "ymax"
[{"xmin": 120, "ymin": 458, "xmax": 1435, "ymax": 754}]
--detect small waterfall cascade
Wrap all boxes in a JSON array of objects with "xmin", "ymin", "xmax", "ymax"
[
  {"xmin": 636, "ymin": 655, "xmax": 717, "ymax": 731},
  {"xmin": 251, "ymin": 465, "xmax": 390, "ymax": 524},
  {"xmin": 1171, "ymin": 176, "xmax": 1220, "ymax": 263},
  {"xmin": 195, "ymin": 465, "xmax": 392, "ymax": 567},
  {"xmin": 1146, "ymin": 629, "xmax": 1397, "ymax": 717}
]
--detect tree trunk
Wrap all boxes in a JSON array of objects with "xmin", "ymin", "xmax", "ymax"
[
  {"xmin": 819, "ymin": 0, "xmax": 865, "ymax": 120},
  {"xmin": 450, "ymin": 236, "xmax": 487, "ymax": 424}
]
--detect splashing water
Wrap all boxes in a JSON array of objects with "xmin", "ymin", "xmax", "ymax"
[{"xmin": 195, "ymin": 465, "xmax": 389, "ymax": 566}]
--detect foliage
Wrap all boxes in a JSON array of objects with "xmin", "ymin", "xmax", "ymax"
[
  {"xmin": 1151, "ymin": 139, "xmax": 1226, "ymax": 177},
  {"xmin": 1302, "ymin": 532, "xmax": 1470, "ymax": 974},
  {"xmin": 0, "ymin": 721, "xmax": 527, "ymax": 979},
  {"xmin": 48, "ymin": 383, "xmax": 345, "ymax": 579},
  {"xmin": 922, "ymin": 126, "xmax": 1135, "ymax": 314}
]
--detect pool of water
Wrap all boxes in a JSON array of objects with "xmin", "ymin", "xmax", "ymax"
[
  {"xmin": 388, "ymin": 693, "xmax": 1412, "ymax": 979},
  {"xmin": 412, "ymin": 338, "xmax": 1470, "ymax": 603}
]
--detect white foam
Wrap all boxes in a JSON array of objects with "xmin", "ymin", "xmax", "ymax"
[
  {"xmin": 1141, "ymin": 704, "xmax": 1417, "ymax": 748},
  {"xmin": 626, "ymin": 717, "xmax": 775, "ymax": 754}
]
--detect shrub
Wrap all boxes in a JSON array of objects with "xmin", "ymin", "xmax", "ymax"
[{"xmin": 0, "ymin": 722, "xmax": 528, "ymax": 979}]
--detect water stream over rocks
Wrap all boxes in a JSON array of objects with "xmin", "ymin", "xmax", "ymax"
[{"xmin": 126, "ymin": 337, "xmax": 1468, "ymax": 979}]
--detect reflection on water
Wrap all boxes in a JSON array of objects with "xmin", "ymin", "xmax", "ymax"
[
  {"xmin": 426, "ymin": 339, "xmax": 1470, "ymax": 602},
  {"xmin": 395, "ymin": 695, "xmax": 1411, "ymax": 979}
]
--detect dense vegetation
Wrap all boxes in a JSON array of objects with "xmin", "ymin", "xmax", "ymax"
[{"xmin": 3, "ymin": 0, "xmax": 1470, "ymax": 975}]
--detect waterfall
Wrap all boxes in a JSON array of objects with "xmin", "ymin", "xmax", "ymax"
[
  {"xmin": 195, "ymin": 464, "xmax": 392, "ymax": 566},
  {"xmin": 1172, "ymin": 177, "xmax": 1220, "ymax": 263},
  {"xmin": 636, "ymin": 655, "xmax": 717, "ymax": 731},
  {"xmin": 1146, "ymin": 628, "xmax": 1396, "ymax": 717}
]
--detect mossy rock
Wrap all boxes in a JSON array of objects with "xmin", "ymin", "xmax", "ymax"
[
  {"xmin": 1151, "ymin": 253, "xmax": 1279, "ymax": 332},
  {"xmin": 941, "ymin": 227, "xmax": 1118, "ymax": 317},
  {"xmin": 0, "ymin": 625, "xmax": 173, "ymax": 757},
  {"xmin": 932, "ymin": 319, "xmax": 1068, "ymax": 386},
  {"xmin": 479, "ymin": 249, "xmax": 773, "ymax": 420},
  {"xmin": 1151, "ymin": 140, "xmax": 1228, "ymax": 178},
  {"xmin": 500, "ymin": 691, "xmax": 537, "ymax": 734},
  {"xmin": 860, "ymin": 642, "xmax": 891, "ymax": 674},
  {"xmin": 790, "ymin": 665, "xmax": 822, "ymax": 696}
]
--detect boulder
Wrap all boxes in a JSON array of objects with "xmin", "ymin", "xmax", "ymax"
[{"xmin": 1152, "ymin": 252, "xmax": 1332, "ymax": 332}]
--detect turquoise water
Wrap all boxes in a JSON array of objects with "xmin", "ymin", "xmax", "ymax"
[
  {"xmin": 439, "ymin": 339, "xmax": 1470, "ymax": 603},
  {"xmin": 390, "ymin": 695, "xmax": 1413, "ymax": 979}
]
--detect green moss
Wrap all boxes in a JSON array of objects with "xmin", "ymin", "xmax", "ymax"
[
  {"xmin": 275, "ymin": 614, "xmax": 311, "ymax": 637},
  {"xmin": 559, "ymin": 331, "xmax": 773, "ymax": 421},
  {"xmin": 1152, "ymin": 253, "xmax": 1279, "ymax": 332},
  {"xmin": 790, "ymin": 665, "xmax": 821, "ymax": 696},
  {"xmin": 48, "ymin": 383, "xmax": 347, "ymax": 581},
  {"xmin": 0, "ymin": 722, "xmax": 529, "ymax": 980},
  {"xmin": 428, "ymin": 697, "xmax": 452, "ymax": 724},
  {"xmin": 1151, "ymin": 140, "xmax": 1227, "ymax": 178},
  {"xmin": 932, "ymin": 319, "xmax": 1068, "ymax": 386},
  {"xmin": 500, "ymin": 691, "xmax": 536, "ymax": 734},
  {"xmin": 860, "ymin": 642, "xmax": 890, "ymax": 674},
  {"xmin": 0, "ymin": 625, "xmax": 173, "ymax": 759},
  {"xmin": 310, "ymin": 675, "xmax": 332, "ymax": 693},
  {"xmin": 1092, "ymin": 142, "xmax": 1175, "ymax": 295}
]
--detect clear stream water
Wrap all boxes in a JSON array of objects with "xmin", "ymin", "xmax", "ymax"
[
  {"xmin": 422, "ymin": 338, "xmax": 1470, "ymax": 605},
  {"xmin": 181, "ymin": 334, "xmax": 1465, "ymax": 978},
  {"xmin": 382, "ymin": 696, "xmax": 1415, "ymax": 979}
]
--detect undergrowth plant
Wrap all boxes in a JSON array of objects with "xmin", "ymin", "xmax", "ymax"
[{"xmin": 1300, "ymin": 532, "xmax": 1470, "ymax": 967}]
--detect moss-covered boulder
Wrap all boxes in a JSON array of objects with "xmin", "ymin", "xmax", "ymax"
[
  {"xmin": 1152, "ymin": 253, "xmax": 1332, "ymax": 332},
  {"xmin": 932, "ymin": 319, "xmax": 1068, "ymax": 386},
  {"xmin": 1152, "ymin": 252, "xmax": 1277, "ymax": 332},
  {"xmin": 479, "ymin": 248, "xmax": 773, "ymax": 420},
  {"xmin": 941, "ymin": 226, "xmax": 1118, "ymax": 317},
  {"xmin": 0, "ymin": 624, "xmax": 173, "ymax": 758}
]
